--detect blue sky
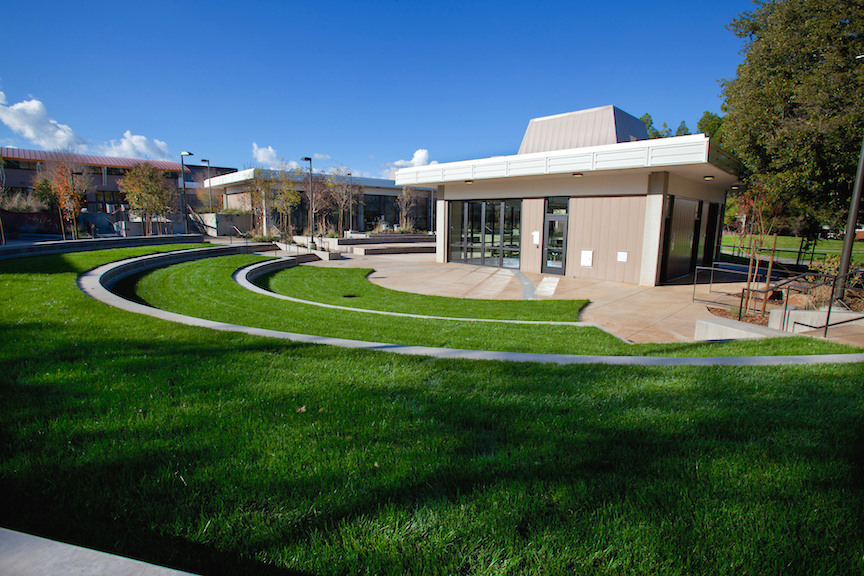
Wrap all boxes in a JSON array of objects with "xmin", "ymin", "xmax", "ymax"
[{"xmin": 0, "ymin": 0, "xmax": 755, "ymax": 178}]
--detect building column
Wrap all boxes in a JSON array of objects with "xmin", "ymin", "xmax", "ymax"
[
  {"xmin": 436, "ymin": 194, "xmax": 446, "ymax": 263},
  {"xmin": 639, "ymin": 171, "xmax": 668, "ymax": 286}
]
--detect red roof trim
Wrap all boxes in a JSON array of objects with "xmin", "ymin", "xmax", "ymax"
[{"xmin": 0, "ymin": 147, "xmax": 189, "ymax": 172}]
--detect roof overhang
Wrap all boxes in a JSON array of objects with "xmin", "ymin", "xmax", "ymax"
[
  {"xmin": 205, "ymin": 168, "xmax": 432, "ymax": 194},
  {"xmin": 395, "ymin": 134, "xmax": 740, "ymax": 187}
]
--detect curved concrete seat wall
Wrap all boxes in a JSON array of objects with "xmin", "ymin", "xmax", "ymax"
[
  {"xmin": 239, "ymin": 257, "xmax": 299, "ymax": 284},
  {"xmin": 97, "ymin": 244, "xmax": 269, "ymax": 289},
  {"xmin": 0, "ymin": 234, "xmax": 206, "ymax": 261}
]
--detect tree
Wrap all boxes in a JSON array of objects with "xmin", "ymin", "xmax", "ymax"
[
  {"xmin": 273, "ymin": 162, "xmax": 302, "ymax": 238},
  {"xmin": 303, "ymin": 171, "xmax": 329, "ymax": 235},
  {"xmin": 118, "ymin": 163, "xmax": 175, "ymax": 235},
  {"xmin": 324, "ymin": 165, "xmax": 356, "ymax": 236},
  {"xmin": 246, "ymin": 167, "xmax": 273, "ymax": 236},
  {"xmin": 640, "ymin": 114, "xmax": 673, "ymax": 139},
  {"xmin": 0, "ymin": 159, "xmax": 5, "ymax": 244},
  {"xmin": 41, "ymin": 160, "xmax": 87, "ymax": 240},
  {"xmin": 697, "ymin": 111, "xmax": 724, "ymax": 140},
  {"xmin": 396, "ymin": 186, "xmax": 421, "ymax": 231},
  {"xmin": 674, "ymin": 121, "xmax": 691, "ymax": 137},
  {"xmin": 720, "ymin": 0, "xmax": 864, "ymax": 231}
]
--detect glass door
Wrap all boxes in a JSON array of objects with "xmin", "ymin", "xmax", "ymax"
[{"xmin": 542, "ymin": 214, "xmax": 567, "ymax": 275}]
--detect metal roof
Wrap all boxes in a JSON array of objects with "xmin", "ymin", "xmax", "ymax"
[
  {"xmin": 518, "ymin": 105, "xmax": 648, "ymax": 154},
  {"xmin": 0, "ymin": 147, "xmax": 189, "ymax": 172}
]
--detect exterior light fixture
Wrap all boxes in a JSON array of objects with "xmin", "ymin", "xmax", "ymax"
[
  {"xmin": 572, "ymin": 172, "xmax": 584, "ymax": 177},
  {"xmin": 465, "ymin": 180, "xmax": 474, "ymax": 184},
  {"xmin": 731, "ymin": 184, "xmax": 740, "ymax": 191},
  {"xmin": 703, "ymin": 175, "xmax": 715, "ymax": 181},
  {"xmin": 180, "ymin": 151, "xmax": 193, "ymax": 233},
  {"xmin": 301, "ymin": 157, "xmax": 313, "ymax": 247},
  {"xmin": 347, "ymin": 172, "xmax": 353, "ymax": 233}
]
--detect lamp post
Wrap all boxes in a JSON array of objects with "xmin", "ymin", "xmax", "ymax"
[
  {"xmin": 301, "ymin": 157, "xmax": 313, "ymax": 247},
  {"xmin": 348, "ymin": 172, "xmax": 353, "ymax": 234},
  {"xmin": 838, "ymin": 136, "xmax": 864, "ymax": 297},
  {"xmin": 201, "ymin": 158, "xmax": 213, "ymax": 213},
  {"xmin": 838, "ymin": 53, "xmax": 864, "ymax": 297},
  {"xmin": 180, "ymin": 151, "xmax": 193, "ymax": 234}
]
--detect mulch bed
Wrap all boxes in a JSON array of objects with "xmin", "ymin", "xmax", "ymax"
[{"xmin": 707, "ymin": 306, "xmax": 770, "ymax": 326}]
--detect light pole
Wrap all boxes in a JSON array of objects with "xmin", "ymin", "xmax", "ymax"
[
  {"xmin": 838, "ymin": 136, "xmax": 864, "ymax": 297},
  {"xmin": 301, "ymin": 157, "xmax": 313, "ymax": 247},
  {"xmin": 201, "ymin": 158, "xmax": 213, "ymax": 213},
  {"xmin": 838, "ymin": 53, "xmax": 864, "ymax": 297},
  {"xmin": 348, "ymin": 172, "xmax": 353, "ymax": 234},
  {"xmin": 180, "ymin": 151, "xmax": 193, "ymax": 234}
]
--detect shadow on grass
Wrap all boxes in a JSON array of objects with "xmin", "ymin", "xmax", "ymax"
[
  {"xmin": 2, "ymin": 328, "xmax": 862, "ymax": 574},
  {"xmin": 0, "ymin": 253, "xmax": 83, "ymax": 275},
  {"xmin": 2, "ymin": 244, "xmax": 863, "ymax": 574}
]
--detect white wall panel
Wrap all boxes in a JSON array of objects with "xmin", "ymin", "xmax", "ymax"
[{"xmin": 594, "ymin": 148, "xmax": 649, "ymax": 170}]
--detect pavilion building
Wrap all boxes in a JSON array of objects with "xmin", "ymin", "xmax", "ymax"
[{"xmin": 394, "ymin": 105, "xmax": 739, "ymax": 285}]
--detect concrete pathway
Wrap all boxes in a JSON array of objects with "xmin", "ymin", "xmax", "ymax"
[{"xmin": 0, "ymin": 527, "xmax": 196, "ymax": 576}]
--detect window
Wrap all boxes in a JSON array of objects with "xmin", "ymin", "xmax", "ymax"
[
  {"xmin": 449, "ymin": 199, "xmax": 521, "ymax": 269},
  {"xmin": 547, "ymin": 196, "xmax": 569, "ymax": 214},
  {"xmin": 3, "ymin": 160, "xmax": 37, "ymax": 170}
]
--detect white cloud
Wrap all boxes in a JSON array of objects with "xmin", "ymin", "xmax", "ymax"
[
  {"xmin": 313, "ymin": 153, "xmax": 331, "ymax": 161},
  {"xmin": 0, "ymin": 91, "xmax": 87, "ymax": 152},
  {"xmin": 382, "ymin": 148, "xmax": 438, "ymax": 178},
  {"xmin": 394, "ymin": 149, "xmax": 436, "ymax": 168},
  {"xmin": 252, "ymin": 142, "xmax": 278, "ymax": 168},
  {"xmin": 99, "ymin": 130, "xmax": 172, "ymax": 160}
]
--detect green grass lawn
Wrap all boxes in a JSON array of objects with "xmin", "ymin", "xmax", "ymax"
[
  {"xmin": 262, "ymin": 265, "xmax": 588, "ymax": 321},
  {"xmin": 2, "ymin": 247, "xmax": 863, "ymax": 575},
  {"xmin": 721, "ymin": 233, "xmax": 864, "ymax": 264},
  {"xmin": 131, "ymin": 254, "xmax": 857, "ymax": 357}
]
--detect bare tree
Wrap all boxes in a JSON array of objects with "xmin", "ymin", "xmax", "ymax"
[
  {"xmin": 324, "ymin": 165, "xmax": 356, "ymax": 236},
  {"xmin": 246, "ymin": 167, "xmax": 274, "ymax": 236},
  {"xmin": 396, "ymin": 186, "xmax": 421, "ymax": 231},
  {"xmin": 273, "ymin": 162, "xmax": 302, "ymax": 239},
  {"xmin": 304, "ymin": 171, "xmax": 329, "ymax": 235}
]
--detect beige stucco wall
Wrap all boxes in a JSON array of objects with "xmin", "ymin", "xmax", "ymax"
[
  {"xmin": 225, "ymin": 192, "xmax": 252, "ymax": 211},
  {"xmin": 667, "ymin": 173, "xmax": 726, "ymax": 204},
  {"xmin": 520, "ymin": 198, "xmax": 546, "ymax": 274}
]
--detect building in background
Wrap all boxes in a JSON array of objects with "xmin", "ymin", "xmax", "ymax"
[
  {"xmin": 395, "ymin": 105, "xmax": 739, "ymax": 286},
  {"xmin": 0, "ymin": 147, "xmax": 235, "ymax": 213},
  {"xmin": 205, "ymin": 169, "xmax": 435, "ymax": 234}
]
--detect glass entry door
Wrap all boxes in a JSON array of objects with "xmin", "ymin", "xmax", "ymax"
[{"xmin": 542, "ymin": 214, "xmax": 567, "ymax": 275}]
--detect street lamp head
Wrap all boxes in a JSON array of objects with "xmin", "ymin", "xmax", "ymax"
[
  {"xmin": 300, "ymin": 157, "xmax": 312, "ymax": 162},
  {"xmin": 181, "ymin": 151, "xmax": 193, "ymax": 157},
  {"xmin": 201, "ymin": 158, "xmax": 209, "ymax": 164}
]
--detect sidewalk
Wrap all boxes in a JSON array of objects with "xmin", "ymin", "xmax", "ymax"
[{"xmin": 0, "ymin": 527, "xmax": 196, "ymax": 576}]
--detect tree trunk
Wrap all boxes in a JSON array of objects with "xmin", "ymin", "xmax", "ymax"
[{"xmin": 58, "ymin": 205, "xmax": 66, "ymax": 240}]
